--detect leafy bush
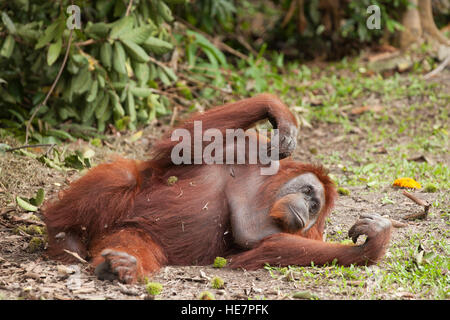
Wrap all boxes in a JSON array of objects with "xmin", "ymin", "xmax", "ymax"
[
  {"xmin": 0, "ymin": 0, "xmax": 177, "ymax": 143},
  {"xmin": 340, "ymin": 0, "xmax": 410, "ymax": 42},
  {"xmin": 173, "ymin": 0, "xmax": 236, "ymax": 33}
]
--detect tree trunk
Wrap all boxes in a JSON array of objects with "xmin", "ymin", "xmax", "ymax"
[
  {"xmin": 400, "ymin": 0, "xmax": 450, "ymax": 49},
  {"xmin": 400, "ymin": 0, "xmax": 422, "ymax": 48},
  {"xmin": 418, "ymin": 0, "xmax": 450, "ymax": 45}
]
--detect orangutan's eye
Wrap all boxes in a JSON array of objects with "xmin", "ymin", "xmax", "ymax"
[
  {"xmin": 310, "ymin": 200, "xmax": 319, "ymax": 213},
  {"xmin": 302, "ymin": 185, "xmax": 313, "ymax": 196}
]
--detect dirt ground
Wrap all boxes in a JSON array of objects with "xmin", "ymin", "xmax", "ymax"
[{"xmin": 0, "ymin": 70, "xmax": 448, "ymax": 300}]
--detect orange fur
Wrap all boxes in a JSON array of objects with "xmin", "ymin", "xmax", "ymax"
[
  {"xmin": 90, "ymin": 229, "xmax": 167, "ymax": 281},
  {"xmin": 43, "ymin": 93, "xmax": 390, "ymax": 283}
]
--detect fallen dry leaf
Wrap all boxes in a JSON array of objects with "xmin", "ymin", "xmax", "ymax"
[{"xmin": 350, "ymin": 105, "xmax": 384, "ymax": 115}]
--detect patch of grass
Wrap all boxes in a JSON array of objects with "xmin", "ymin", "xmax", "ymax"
[
  {"xmin": 339, "ymin": 158, "xmax": 449, "ymax": 190},
  {"xmin": 339, "ymin": 157, "xmax": 450, "ymax": 189},
  {"xmin": 381, "ymin": 233, "xmax": 449, "ymax": 299},
  {"xmin": 264, "ymin": 230, "xmax": 449, "ymax": 299}
]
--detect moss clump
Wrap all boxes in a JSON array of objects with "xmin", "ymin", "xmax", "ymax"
[
  {"xmin": 27, "ymin": 225, "xmax": 45, "ymax": 235},
  {"xmin": 167, "ymin": 176, "xmax": 178, "ymax": 186},
  {"xmin": 423, "ymin": 183, "xmax": 438, "ymax": 193},
  {"xmin": 337, "ymin": 187, "xmax": 350, "ymax": 196},
  {"xmin": 90, "ymin": 138, "xmax": 102, "ymax": 147},
  {"xmin": 28, "ymin": 237, "xmax": 45, "ymax": 252},
  {"xmin": 146, "ymin": 282, "xmax": 163, "ymax": 296},
  {"xmin": 198, "ymin": 291, "xmax": 215, "ymax": 300},
  {"xmin": 16, "ymin": 225, "xmax": 46, "ymax": 236},
  {"xmin": 213, "ymin": 257, "xmax": 227, "ymax": 268},
  {"xmin": 211, "ymin": 277, "xmax": 224, "ymax": 289}
]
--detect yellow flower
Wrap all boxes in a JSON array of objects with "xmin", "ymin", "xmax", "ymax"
[
  {"xmin": 393, "ymin": 177, "xmax": 422, "ymax": 189},
  {"xmin": 88, "ymin": 57, "xmax": 96, "ymax": 71}
]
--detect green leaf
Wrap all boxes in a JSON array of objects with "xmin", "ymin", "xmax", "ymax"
[
  {"xmin": 72, "ymin": 67, "xmax": 91, "ymax": 94},
  {"xmin": 110, "ymin": 91, "xmax": 125, "ymax": 117},
  {"xmin": 119, "ymin": 26, "xmax": 154, "ymax": 44},
  {"xmin": 58, "ymin": 106, "xmax": 80, "ymax": 121},
  {"xmin": 161, "ymin": 65, "xmax": 178, "ymax": 82},
  {"xmin": 1, "ymin": 12, "xmax": 17, "ymax": 34},
  {"xmin": 38, "ymin": 155, "xmax": 64, "ymax": 171},
  {"xmin": 85, "ymin": 22, "xmax": 110, "ymax": 39},
  {"xmin": 110, "ymin": 16, "xmax": 134, "ymax": 39},
  {"xmin": 156, "ymin": 66, "xmax": 171, "ymax": 86},
  {"xmin": 121, "ymin": 39, "xmax": 149, "ymax": 63},
  {"xmin": 115, "ymin": 116, "xmax": 130, "ymax": 131},
  {"xmin": 113, "ymin": 41, "xmax": 127, "ymax": 74},
  {"xmin": 186, "ymin": 43, "xmax": 197, "ymax": 66},
  {"xmin": 64, "ymin": 153, "xmax": 87, "ymax": 170},
  {"xmin": 133, "ymin": 61, "xmax": 150, "ymax": 85},
  {"xmin": 82, "ymin": 100, "xmax": 99, "ymax": 124},
  {"xmin": 97, "ymin": 74, "xmax": 105, "ymax": 88},
  {"xmin": 187, "ymin": 30, "xmax": 227, "ymax": 66},
  {"xmin": 47, "ymin": 38, "xmax": 62, "ymax": 66},
  {"xmin": 142, "ymin": 36, "xmax": 173, "ymax": 55},
  {"xmin": 201, "ymin": 46, "xmax": 219, "ymax": 67},
  {"xmin": 30, "ymin": 188, "xmax": 45, "ymax": 206},
  {"xmin": 0, "ymin": 35, "xmax": 15, "ymax": 58},
  {"xmin": 35, "ymin": 19, "xmax": 64, "ymax": 49},
  {"xmin": 95, "ymin": 91, "xmax": 110, "ymax": 120},
  {"xmin": 47, "ymin": 129, "xmax": 76, "ymax": 141},
  {"xmin": 71, "ymin": 53, "xmax": 89, "ymax": 66},
  {"xmin": 0, "ymin": 143, "xmax": 11, "ymax": 154},
  {"xmin": 16, "ymin": 196, "xmax": 38, "ymax": 212},
  {"xmin": 100, "ymin": 42, "xmax": 113, "ymax": 69},
  {"xmin": 126, "ymin": 89, "xmax": 136, "ymax": 122},
  {"xmin": 86, "ymin": 80, "xmax": 99, "ymax": 103},
  {"xmin": 158, "ymin": 0, "xmax": 174, "ymax": 22},
  {"xmin": 130, "ymin": 87, "xmax": 152, "ymax": 98}
]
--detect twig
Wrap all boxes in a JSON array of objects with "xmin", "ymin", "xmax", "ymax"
[
  {"xmin": 148, "ymin": 55, "xmax": 170, "ymax": 70},
  {"xmin": 281, "ymin": 0, "xmax": 298, "ymax": 28},
  {"xmin": 170, "ymin": 106, "xmax": 179, "ymax": 127},
  {"xmin": 5, "ymin": 143, "xmax": 56, "ymax": 153},
  {"xmin": 117, "ymin": 282, "xmax": 140, "ymax": 296},
  {"xmin": 236, "ymin": 35, "xmax": 258, "ymax": 56},
  {"xmin": 389, "ymin": 219, "xmax": 408, "ymax": 228},
  {"xmin": 25, "ymin": 27, "xmax": 74, "ymax": 144},
  {"xmin": 45, "ymin": 143, "xmax": 57, "ymax": 157},
  {"xmin": 424, "ymin": 54, "xmax": 450, "ymax": 80},
  {"xmin": 10, "ymin": 215, "xmax": 45, "ymax": 226},
  {"xmin": 63, "ymin": 249, "xmax": 89, "ymax": 264},
  {"xmin": 0, "ymin": 207, "xmax": 16, "ymax": 217},
  {"xmin": 125, "ymin": 0, "xmax": 134, "ymax": 17},
  {"xmin": 402, "ymin": 190, "xmax": 429, "ymax": 207},
  {"xmin": 74, "ymin": 39, "xmax": 97, "ymax": 47},
  {"xmin": 402, "ymin": 190, "xmax": 430, "ymax": 220}
]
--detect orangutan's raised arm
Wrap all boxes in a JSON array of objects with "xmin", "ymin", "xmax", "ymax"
[{"xmin": 151, "ymin": 93, "xmax": 299, "ymax": 167}]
